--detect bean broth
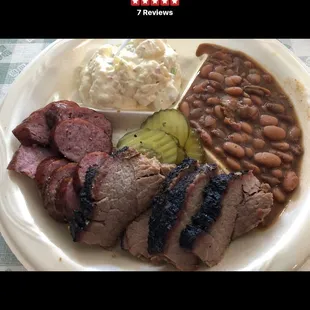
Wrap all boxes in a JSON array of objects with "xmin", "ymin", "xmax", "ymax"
[{"xmin": 179, "ymin": 43, "xmax": 303, "ymax": 227}]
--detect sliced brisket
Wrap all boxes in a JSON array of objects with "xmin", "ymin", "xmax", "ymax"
[
  {"xmin": 122, "ymin": 210, "xmax": 161, "ymax": 263},
  {"xmin": 232, "ymin": 177, "xmax": 273, "ymax": 240},
  {"xmin": 190, "ymin": 173, "xmax": 244, "ymax": 267},
  {"xmin": 180, "ymin": 173, "xmax": 239, "ymax": 250},
  {"xmin": 181, "ymin": 171, "xmax": 273, "ymax": 267},
  {"xmin": 7, "ymin": 145, "xmax": 57, "ymax": 179},
  {"xmin": 148, "ymin": 159, "xmax": 202, "ymax": 255},
  {"xmin": 70, "ymin": 148, "xmax": 174, "ymax": 248},
  {"xmin": 122, "ymin": 158, "xmax": 198, "ymax": 263},
  {"xmin": 157, "ymin": 164, "xmax": 217, "ymax": 270}
]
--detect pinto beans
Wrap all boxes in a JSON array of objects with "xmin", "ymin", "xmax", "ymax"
[
  {"xmin": 228, "ymin": 133, "xmax": 243, "ymax": 144},
  {"xmin": 261, "ymin": 175, "xmax": 281, "ymax": 186},
  {"xmin": 252, "ymin": 138, "xmax": 265, "ymax": 149},
  {"xmin": 288, "ymin": 126, "xmax": 301, "ymax": 142},
  {"xmin": 200, "ymin": 130, "xmax": 213, "ymax": 147},
  {"xmin": 226, "ymin": 157, "xmax": 241, "ymax": 171},
  {"xmin": 272, "ymin": 169, "xmax": 283, "ymax": 179},
  {"xmin": 207, "ymin": 97, "xmax": 221, "ymax": 105},
  {"xmin": 225, "ymin": 75, "xmax": 242, "ymax": 87},
  {"xmin": 283, "ymin": 171, "xmax": 299, "ymax": 192},
  {"xmin": 273, "ymin": 187, "xmax": 286, "ymax": 203},
  {"xmin": 263, "ymin": 126, "xmax": 286, "ymax": 140},
  {"xmin": 214, "ymin": 105, "xmax": 224, "ymax": 119},
  {"xmin": 245, "ymin": 147, "xmax": 254, "ymax": 158},
  {"xmin": 270, "ymin": 142, "xmax": 290, "ymax": 151},
  {"xmin": 182, "ymin": 47, "xmax": 301, "ymax": 210},
  {"xmin": 224, "ymin": 87, "xmax": 243, "ymax": 96},
  {"xmin": 211, "ymin": 129, "xmax": 226, "ymax": 139},
  {"xmin": 179, "ymin": 101, "xmax": 190, "ymax": 117},
  {"xmin": 260, "ymin": 115, "xmax": 278, "ymax": 126},
  {"xmin": 242, "ymin": 160, "xmax": 260, "ymax": 174},
  {"xmin": 269, "ymin": 150, "xmax": 293, "ymax": 163},
  {"xmin": 223, "ymin": 142, "xmax": 245, "ymax": 158},
  {"xmin": 254, "ymin": 152, "xmax": 281, "ymax": 167},
  {"xmin": 251, "ymin": 95, "xmax": 263, "ymax": 106},
  {"xmin": 200, "ymin": 64, "xmax": 213, "ymax": 78},
  {"xmin": 241, "ymin": 122, "xmax": 253, "ymax": 134},
  {"xmin": 192, "ymin": 100, "xmax": 204, "ymax": 108},
  {"xmin": 209, "ymin": 72, "xmax": 224, "ymax": 83},
  {"xmin": 247, "ymin": 74, "xmax": 261, "ymax": 85},
  {"xmin": 239, "ymin": 106, "xmax": 258, "ymax": 120},
  {"xmin": 266, "ymin": 102, "xmax": 285, "ymax": 114},
  {"xmin": 190, "ymin": 108, "xmax": 204, "ymax": 119}
]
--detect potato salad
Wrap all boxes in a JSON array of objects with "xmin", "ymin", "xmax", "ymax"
[{"xmin": 78, "ymin": 39, "xmax": 182, "ymax": 110}]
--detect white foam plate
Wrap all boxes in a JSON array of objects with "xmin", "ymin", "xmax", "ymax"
[{"xmin": 1, "ymin": 39, "xmax": 310, "ymax": 271}]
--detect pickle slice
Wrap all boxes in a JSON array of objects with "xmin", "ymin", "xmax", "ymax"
[
  {"xmin": 141, "ymin": 109, "xmax": 189, "ymax": 147},
  {"xmin": 176, "ymin": 147, "xmax": 186, "ymax": 164},
  {"xmin": 185, "ymin": 129, "xmax": 205, "ymax": 163},
  {"xmin": 117, "ymin": 128, "xmax": 178, "ymax": 164}
]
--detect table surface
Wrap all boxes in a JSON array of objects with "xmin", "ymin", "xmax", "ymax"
[{"xmin": 1, "ymin": 39, "xmax": 310, "ymax": 271}]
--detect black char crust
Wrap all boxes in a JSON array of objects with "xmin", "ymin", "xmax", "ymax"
[
  {"xmin": 69, "ymin": 166, "xmax": 98, "ymax": 241},
  {"xmin": 179, "ymin": 172, "xmax": 244, "ymax": 250},
  {"xmin": 147, "ymin": 158, "xmax": 198, "ymax": 254},
  {"xmin": 148, "ymin": 159, "xmax": 217, "ymax": 255},
  {"xmin": 154, "ymin": 157, "xmax": 198, "ymax": 204},
  {"xmin": 148, "ymin": 172, "xmax": 197, "ymax": 254},
  {"xmin": 112, "ymin": 146, "xmax": 129, "ymax": 158}
]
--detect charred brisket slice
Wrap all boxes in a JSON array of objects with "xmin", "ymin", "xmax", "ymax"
[
  {"xmin": 149, "ymin": 157, "xmax": 199, "ymax": 234},
  {"xmin": 112, "ymin": 146, "xmax": 138, "ymax": 159},
  {"xmin": 192, "ymin": 174, "xmax": 244, "ymax": 267},
  {"xmin": 70, "ymin": 149, "xmax": 174, "ymax": 248},
  {"xmin": 122, "ymin": 158, "xmax": 199, "ymax": 262},
  {"xmin": 148, "ymin": 158, "xmax": 204, "ymax": 255},
  {"xmin": 157, "ymin": 164, "xmax": 217, "ymax": 270},
  {"xmin": 179, "ymin": 172, "xmax": 241, "ymax": 250},
  {"xmin": 188, "ymin": 171, "xmax": 273, "ymax": 267},
  {"xmin": 122, "ymin": 210, "xmax": 156, "ymax": 261},
  {"xmin": 232, "ymin": 175, "xmax": 273, "ymax": 239},
  {"xmin": 7, "ymin": 145, "xmax": 58, "ymax": 179},
  {"xmin": 114, "ymin": 147, "xmax": 176, "ymax": 177}
]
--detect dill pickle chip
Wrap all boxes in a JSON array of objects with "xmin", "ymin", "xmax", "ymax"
[
  {"xmin": 141, "ymin": 109, "xmax": 189, "ymax": 147},
  {"xmin": 185, "ymin": 129, "xmax": 205, "ymax": 163},
  {"xmin": 176, "ymin": 147, "xmax": 186, "ymax": 164},
  {"xmin": 117, "ymin": 128, "xmax": 178, "ymax": 164}
]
